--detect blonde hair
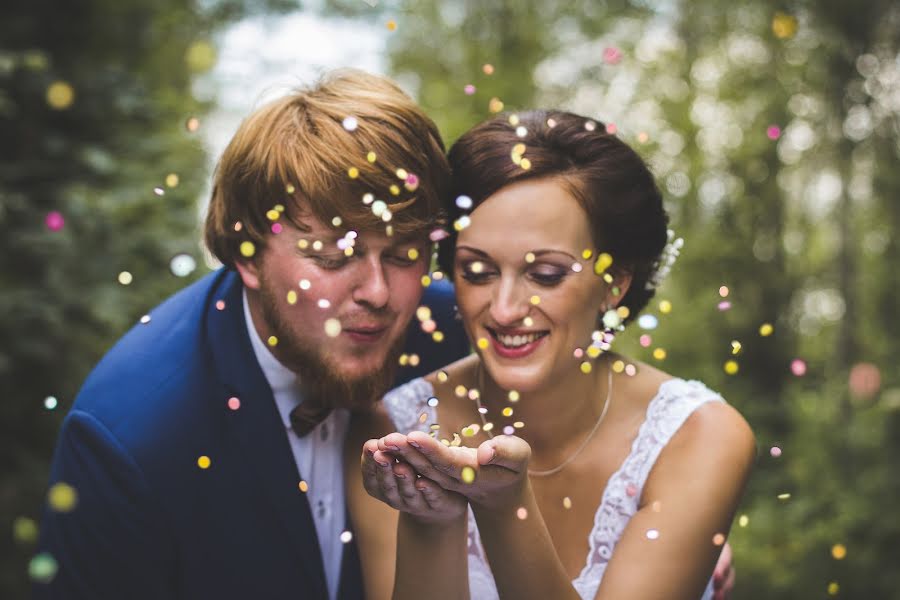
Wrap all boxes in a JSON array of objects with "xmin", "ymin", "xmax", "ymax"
[{"xmin": 205, "ymin": 69, "xmax": 450, "ymax": 267}]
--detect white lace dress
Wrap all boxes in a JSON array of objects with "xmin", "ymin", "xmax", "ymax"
[{"xmin": 382, "ymin": 377, "xmax": 722, "ymax": 600}]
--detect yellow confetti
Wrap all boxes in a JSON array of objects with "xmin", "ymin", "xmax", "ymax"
[
  {"xmin": 367, "ymin": 151, "xmax": 377, "ymax": 163},
  {"xmin": 831, "ymin": 544, "xmax": 847, "ymax": 560},
  {"xmin": 488, "ymin": 97, "xmax": 504, "ymax": 113},
  {"xmin": 520, "ymin": 158, "xmax": 531, "ymax": 170},
  {"xmin": 659, "ymin": 300, "xmax": 672, "ymax": 314},
  {"xmin": 407, "ymin": 248, "xmax": 419, "ymax": 260},
  {"xmin": 432, "ymin": 331, "xmax": 444, "ymax": 342},
  {"xmin": 298, "ymin": 480, "xmax": 309, "ymax": 493},
  {"xmin": 286, "ymin": 290, "xmax": 297, "ymax": 305},
  {"xmin": 738, "ymin": 514, "xmax": 749, "ymax": 527},
  {"xmin": 759, "ymin": 323, "xmax": 774, "ymax": 336},
  {"xmin": 386, "ymin": 19, "xmax": 397, "ymax": 31},
  {"xmin": 593, "ymin": 252, "xmax": 613, "ymax": 275},
  {"xmin": 165, "ymin": 173, "xmax": 179, "ymax": 187},
  {"xmin": 827, "ymin": 582, "xmax": 840, "ymax": 595},
  {"xmin": 502, "ymin": 407, "xmax": 513, "ymax": 417},
  {"xmin": 530, "ymin": 295, "xmax": 541, "ymax": 305},
  {"xmin": 240, "ymin": 241, "xmax": 256, "ymax": 257},
  {"xmin": 772, "ymin": 12, "xmax": 798, "ymax": 39},
  {"xmin": 117, "ymin": 271, "xmax": 133, "ymax": 285},
  {"xmin": 586, "ymin": 346, "xmax": 601, "ymax": 359},
  {"xmin": 46, "ymin": 81, "xmax": 75, "ymax": 109},
  {"xmin": 416, "ymin": 306, "xmax": 432, "ymax": 321},
  {"xmin": 731, "ymin": 341, "xmax": 742, "ymax": 355},
  {"xmin": 421, "ymin": 275, "xmax": 432, "ymax": 287},
  {"xmin": 582, "ymin": 249, "xmax": 593, "ymax": 260},
  {"xmin": 653, "ymin": 348, "xmax": 667, "ymax": 360},
  {"xmin": 455, "ymin": 385, "xmax": 467, "ymax": 397},
  {"xmin": 563, "ymin": 497, "xmax": 572, "ymax": 509},
  {"xmin": 197, "ymin": 455, "xmax": 211, "ymax": 469},
  {"xmin": 580, "ymin": 361, "xmax": 592, "ymax": 374},
  {"xmin": 612, "ymin": 360, "xmax": 625, "ymax": 373},
  {"xmin": 437, "ymin": 370, "xmax": 449, "ymax": 382},
  {"xmin": 508, "ymin": 390, "xmax": 520, "ymax": 402},
  {"xmin": 525, "ymin": 252, "xmax": 536, "ymax": 263},
  {"xmin": 724, "ymin": 360, "xmax": 739, "ymax": 375},
  {"xmin": 348, "ymin": 167, "xmax": 359, "ymax": 179},
  {"xmin": 266, "ymin": 209, "xmax": 280, "ymax": 221},
  {"xmin": 461, "ymin": 466, "xmax": 476, "ymax": 484},
  {"xmin": 48, "ymin": 483, "xmax": 78, "ymax": 512},
  {"xmin": 477, "ymin": 337, "xmax": 489, "ymax": 350},
  {"xmin": 267, "ymin": 336, "xmax": 278, "ymax": 347}
]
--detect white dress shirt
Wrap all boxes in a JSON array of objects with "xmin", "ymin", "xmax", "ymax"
[{"xmin": 243, "ymin": 290, "xmax": 350, "ymax": 600}]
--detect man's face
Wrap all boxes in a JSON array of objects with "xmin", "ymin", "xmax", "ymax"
[{"xmin": 236, "ymin": 213, "xmax": 429, "ymax": 403}]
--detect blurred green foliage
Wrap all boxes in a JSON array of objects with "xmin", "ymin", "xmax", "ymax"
[{"xmin": 3, "ymin": 0, "xmax": 899, "ymax": 597}]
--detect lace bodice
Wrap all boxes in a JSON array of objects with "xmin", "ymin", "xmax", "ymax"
[{"xmin": 382, "ymin": 377, "xmax": 722, "ymax": 600}]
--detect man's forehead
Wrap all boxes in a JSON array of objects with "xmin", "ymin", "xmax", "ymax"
[{"xmin": 289, "ymin": 215, "xmax": 427, "ymax": 246}]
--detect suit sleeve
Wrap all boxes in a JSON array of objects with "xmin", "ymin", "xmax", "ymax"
[{"xmin": 34, "ymin": 409, "xmax": 176, "ymax": 599}]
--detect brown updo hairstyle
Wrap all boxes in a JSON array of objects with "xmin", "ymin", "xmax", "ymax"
[{"xmin": 440, "ymin": 110, "xmax": 669, "ymax": 324}]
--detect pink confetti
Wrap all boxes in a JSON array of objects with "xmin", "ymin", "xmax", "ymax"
[
  {"xmin": 429, "ymin": 228, "xmax": 450, "ymax": 242},
  {"xmin": 639, "ymin": 335, "xmax": 652, "ymax": 348},
  {"xmin": 605, "ymin": 123, "xmax": 618, "ymax": 135},
  {"xmin": 215, "ymin": 300, "xmax": 226, "ymax": 311},
  {"xmin": 767, "ymin": 125, "xmax": 781, "ymax": 140},
  {"xmin": 271, "ymin": 223, "xmax": 283, "ymax": 234},
  {"xmin": 790, "ymin": 359, "xmax": 807, "ymax": 376},
  {"xmin": 45, "ymin": 211, "xmax": 65, "ymax": 231},
  {"xmin": 602, "ymin": 47, "xmax": 622, "ymax": 65},
  {"xmin": 626, "ymin": 483, "xmax": 638, "ymax": 497},
  {"xmin": 573, "ymin": 348, "xmax": 584, "ymax": 358},
  {"xmin": 464, "ymin": 84, "xmax": 476, "ymax": 95},
  {"xmin": 717, "ymin": 301, "xmax": 732, "ymax": 311},
  {"xmin": 770, "ymin": 446, "xmax": 782, "ymax": 458},
  {"xmin": 227, "ymin": 397, "xmax": 241, "ymax": 410},
  {"xmin": 421, "ymin": 319, "xmax": 437, "ymax": 333}
]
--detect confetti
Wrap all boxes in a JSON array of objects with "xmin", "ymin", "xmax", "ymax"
[
  {"xmin": 118, "ymin": 271, "xmax": 133, "ymax": 285},
  {"xmin": 46, "ymin": 81, "xmax": 74, "ymax": 109},
  {"xmin": 772, "ymin": 12, "xmax": 798, "ymax": 39},
  {"xmin": 791, "ymin": 359, "xmax": 806, "ymax": 376},
  {"xmin": 342, "ymin": 116, "xmax": 358, "ymax": 131},
  {"xmin": 299, "ymin": 279, "xmax": 311, "ymax": 290},
  {"xmin": 658, "ymin": 300, "xmax": 672, "ymax": 314},
  {"xmin": 831, "ymin": 544, "xmax": 847, "ymax": 560},
  {"xmin": 639, "ymin": 335, "xmax": 652, "ymax": 347},
  {"xmin": 638, "ymin": 314, "xmax": 658, "ymax": 330},
  {"xmin": 386, "ymin": 19, "xmax": 397, "ymax": 31},
  {"xmin": 563, "ymin": 497, "xmax": 572, "ymax": 509},
  {"xmin": 724, "ymin": 360, "xmax": 739, "ymax": 375},
  {"xmin": 477, "ymin": 337, "xmax": 489, "ymax": 350},
  {"xmin": 719, "ymin": 286, "xmax": 729, "ymax": 297},
  {"xmin": 165, "ymin": 173, "xmax": 179, "ymax": 187},
  {"xmin": 45, "ymin": 211, "xmax": 65, "ymax": 231},
  {"xmin": 770, "ymin": 446, "xmax": 782, "ymax": 457},
  {"xmin": 13, "ymin": 516, "xmax": 38, "ymax": 544},
  {"xmin": 227, "ymin": 397, "xmax": 241, "ymax": 410},
  {"xmin": 339, "ymin": 530, "xmax": 353, "ymax": 544},
  {"xmin": 759, "ymin": 323, "xmax": 774, "ymax": 336},
  {"xmin": 286, "ymin": 290, "xmax": 298, "ymax": 305},
  {"xmin": 44, "ymin": 396, "xmax": 58, "ymax": 409},
  {"xmin": 580, "ymin": 361, "xmax": 592, "ymax": 374},
  {"xmin": 186, "ymin": 117, "xmax": 200, "ymax": 132},
  {"xmin": 653, "ymin": 348, "xmax": 667, "ymax": 360},
  {"xmin": 731, "ymin": 341, "xmax": 742, "ymax": 355},
  {"xmin": 299, "ymin": 480, "xmax": 309, "ymax": 493},
  {"xmin": 267, "ymin": 335, "xmax": 278, "ymax": 346},
  {"xmin": 461, "ymin": 466, "xmax": 476, "ymax": 484},
  {"xmin": 215, "ymin": 300, "xmax": 226, "ymax": 310},
  {"xmin": 593, "ymin": 252, "xmax": 613, "ymax": 275},
  {"xmin": 28, "ymin": 553, "xmax": 58, "ymax": 583},
  {"xmin": 602, "ymin": 47, "xmax": 623, "ymax": 65},
  {"xmin": 738, "ymin": 514, "xmax": 749, "ymax": 527},
  {"xmin": 464, "ymin": 84, "xmax": 476, "ymax": 95},
  {"xmin": 169, "ymin": 254, "xmax": 196, "ymax": 277},
  {"xmin": 488, "ymin": 97, "xmax": 504, "ymax": 113},
  {"xmin": 718, "ymin": 301, "xmax": 732, "ymax": 311},
  {"xmin": 530, "ymin": 295, "xmax": 541, "ymax": 305},
  {"xmin": 48, "ymin": 483, "xmax": 77, "ymax": 512},
  {"xmin": 712, "ymin": 533, "xmax": 726, "ymax": 546},
  {"xmin": 240, "ymin": 241, "xmax": 256, "ymax": 257},
  {"xmin": 197, "ymin": 455, "xmax": 211, "ymax": 469},
  {"xmin": 646, "ymin": 529, "xmax": 660, "ymax": 540},
  {"xmin": 516, "ymin": 507, "xmax": 528, "ymax": 520},
  {"xmin": 317, "ymin": 299, "xmax": 330, "ymax": 309},
  {"xmin": 324, "ymin": 318, "xmax": 342, "ymax": 337},
  {"xmin": 482, "ymin": 64, "xmax": 494, "ymax": 75}
]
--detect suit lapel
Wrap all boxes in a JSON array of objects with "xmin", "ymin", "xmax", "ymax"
[{"xmin": 205, "ymin": 270, "xmax": 328, "ymax": 597}]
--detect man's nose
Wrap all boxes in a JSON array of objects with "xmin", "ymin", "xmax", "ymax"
[{"xmin": 352, "ymin": 255, "xmax": 390, "ymax": 309}]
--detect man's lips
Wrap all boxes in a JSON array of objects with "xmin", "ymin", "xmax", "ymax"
[{"xmin": 341, "ymin": 323, "xmax": 390, "ymax": 343}]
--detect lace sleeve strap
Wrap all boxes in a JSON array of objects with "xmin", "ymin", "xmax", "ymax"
[{"xmin": 380, "ymin": 378, "xmax": 438, "ymax": 434}]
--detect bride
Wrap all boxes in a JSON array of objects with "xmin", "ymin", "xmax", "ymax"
[{"xmin": 347, "ymin": 109, "xmax": 755, "ymax": 599}]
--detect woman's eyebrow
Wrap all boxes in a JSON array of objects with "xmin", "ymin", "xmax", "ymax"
[
  {"xmin": 457, "ymin": 245, "xmax": 579, "ymax": 262},
  {"xmin": 455, "ymin": 245, "xmax": 492, "ymax": 258}
]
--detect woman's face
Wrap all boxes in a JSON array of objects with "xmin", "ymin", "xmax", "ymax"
[{"xmin": 454, "ymin": 177, "xmax": 616, "ymax": 393}]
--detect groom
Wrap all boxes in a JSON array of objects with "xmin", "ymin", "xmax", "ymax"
[{"xmin": 35, "ymin": 69, "xmax": 469, "ymax": 599}]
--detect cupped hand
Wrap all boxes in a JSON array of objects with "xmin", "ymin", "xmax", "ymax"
[
  {"xmin": 374, "ymin": 430, "xmax": 532, "ymax": 512},
  {"xmin": 361, "ymin": 437, "xmax": 467, "ymax": 525},
  {"xmin": 712, "ymin": 541, "xmax": 735, "ymax": 600}
]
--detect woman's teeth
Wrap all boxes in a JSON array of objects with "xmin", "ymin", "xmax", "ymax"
[{"xmin": 496, "ymin": 332, "xmax": 546, "ymax": 348}]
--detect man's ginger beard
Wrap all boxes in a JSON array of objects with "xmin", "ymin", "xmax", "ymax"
[{"xmin": 256, "ymin": 275, "xmax": 401, "ymax": 413}]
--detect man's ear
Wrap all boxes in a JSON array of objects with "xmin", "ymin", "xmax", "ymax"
[{"xmin": 234, "ymin": 258, "xmax": 261, "ymax": 290}]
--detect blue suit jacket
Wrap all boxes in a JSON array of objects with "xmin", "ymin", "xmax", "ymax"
[{"xmin": 36, "ymin": 268, "xmax": 469, "ymax": 599}]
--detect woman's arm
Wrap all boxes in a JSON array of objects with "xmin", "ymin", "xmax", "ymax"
[{"xmin": 592, "ymin": 401, "xmax": 756, "ymax": 600}]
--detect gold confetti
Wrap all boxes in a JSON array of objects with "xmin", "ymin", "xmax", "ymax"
[
  {"xmin": 240, "ymin": 241, "xmax": 256, "ymax": 257},
  {"xmin": 563, "ymin": 497, "xmax": 572, "ymax": 509},
  {"xmin": 267, "ymin": 336, "xmax": 278, "ymax": 347},
  {"xmin": 197, "ymin": 455, "xmax": 211, "ymax": 469},
  {"xmin": 461, "ymin": 466, "xmax": 476, "ymax": 484},
  {"xmin": 48, "ymin": 483, "xmax": 78, "ymax": 512},
  {"xmin": 299, "ymin": 480, "xmax": 309, "ymax": 493},
  {"xmin": 659, "ymin": 300, "xmax": 672, "ymax": 314},
  {"xmin": 724, "ymin": 360, "xmax": 739, "ymax": 375},
  {"xmin": 831, "ymin": 544, "xmax": 847, "ymax": 560},
  {"xmin": 286, "ymin": 290, "xmax": 297, "ymax": 305},
  {"xmin": 477, "ymin": 337, "xmax": 489, "ymax": 350},
  {"xmin": 759, "ymin": 323, "xmax": 774, "ymax": 336},
  {"xmin": 46, "ymin": 81, "xmax": 75, "ymax": 109}
]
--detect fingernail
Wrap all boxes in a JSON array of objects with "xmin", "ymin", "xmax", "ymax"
[
  {"xmin": 375, "ymin": 459, "xmax": 390, "ymax": 467},
  {"xmin": 394, "ymin": 472, "xmax": 407, "ymax": 479},
  {"xmin": 408, "ymin": 440, "xmax": 421, "ymax": 449},
  {"xmin": 487, "ymin": 446, "xmax": 496, "ymax": 463},
  {"xmin": 387, "ymin": 444, "xmax": 401, "ymax": 451}
]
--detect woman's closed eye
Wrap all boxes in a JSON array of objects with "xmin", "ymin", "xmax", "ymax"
[
  {"xmin": 528, "ymin": 265, "xmax": 568, "ymax": 287},
  {"xmin": 459, "ymin": 260, "xmax": 497, "ymax": 282}
]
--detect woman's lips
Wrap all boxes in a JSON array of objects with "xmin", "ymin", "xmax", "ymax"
[{"xmin": 486, "ymin": 327, "xmax": 549, "ymax": 359}]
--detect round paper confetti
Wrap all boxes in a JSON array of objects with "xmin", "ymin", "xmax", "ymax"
[
  {"xmin": 653, "ymin": 348, "xmax": 667, "ymax": 360},
  {"xmin": 186, "ymin": 117, "xmax": 200, "ymax": 132},
  {"xmin": 267, "ymin": 336, "xmax": 278, "ymax": 347},
  {"xmin": 477, "ymin": 337, "xmax": 489, "ymax": 350},
  {"xmin": 464, "ymin": 84, "xmax": 476, "ymax": 95},
  {"xmin": 455, "ymin": 195, "xmax": 473, "ymax": 210},
  {"xmin": 299, "ymin": 279, "xmax": 311, "ymax": 290},
  {"xmin": 169, "ymin": 253, "xmax": 196, "ymax": 277},
  {"xmin": 13, "ymin": 516, "xmax": 38, "ymax": 544},
  {"xmin": 767, "ymin": 125, "xmax": 782, "ymax": 140},
  {"xmin": 299, "ymin": 480, "xmax": 309, "ymax": 493},
  {"xmin": 483, "ymin": 64, "xmax": 494, "ymax": 75},
  {"xmin": 638, "ymin": 314, "xmax": 658, "ymax": 330},
  {"xmin": 227, "ymin": 397, "xmax": 241, "ymax": 410},
  {"xmin": 46, "ymin": 81, "xmax": 75, "ymax": 109},
  {"xmin": 340, "ymin": 530, "xmax": 353, "ymax": 544},
  {"xmin": 718, "ymin": 286, "xmax": 729, "ymax": 297},
  {"xmin": 646, "ymin": 529, "xmax": 660, "ymax": 540},
  {"xmin": 48, "ymin": 483, "xmax": 77, "ymax": 512},
  {"xmin": 791, "ymin": 359, "xmax": 807, "ymax": 376},
  {"xmin": 317, "ymin": 299, "xmax": 330, "ymax": 309},
  {"xmin": 563, "ymin": 497, "xmax": 572, "ymax": 509},
  {"xmin": 216, "ymin": 300, "xmax": 226, "ymax": 310},
  {"xmin": 516, "ymin": 507, "xmax": 528, "ymax": 520},
  {"xmin": 240, "ymin": 241, "xmax": 256, "ymax": 258},
  {"xmin": 44, "ymin": 396, "xmax": 58, "ymax": 410},
  {"xmin": 724, "ymin": 360, "xmax": 739, "ymax": 375},
  {"xmin": 831, "ymin": 544, "xmax": 847, "ymax": 560},
  {"xmin": 342, "ymin": 116, "xmax": 358, "ymax": 131},
  {"xmin": 197, "ymin": 455, "xmax": 211, "ymax": 469},
  {"xmin": 530, "ymin": 295, "xmax": 541, "ymax": 305},
  {"xmin": 712, "ymin": 533, "xmax": 726, "ymax": 546},
  {"xmin": 324, "ymin": 318, "xmax": 342, "ymax": 337},
  {"xmin": 461, "ymin": 466, "xmax": 476, "ymax": 484},
  {"xmin": 45, "ymin": 211, "xmax": 65, "ymax": 231},
  {"xmin": 770, "ymin": 446, "xmax": 782, "ymax": 458},
  {"xmin": 140, "ymin": 314, "xmax": 151, "ymax": 324},
  {"xmin": 118, "ymin": 271, "xmax": 133, "ymax": 285},
  {"xmin": 28, "ymin": 552, "xmax": 58, "ymax": 583},
  {"xmin": 658, "ymin": 300, "xmax": 672, "ymax": 314},
  {"xmin": 759, "ymin": 323, "xmax": 774, "ymax": 336}
]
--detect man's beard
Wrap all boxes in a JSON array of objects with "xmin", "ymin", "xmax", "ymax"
[{"xmin": 257, "ymin": 279, "xmax": 402, "ymax": 413}]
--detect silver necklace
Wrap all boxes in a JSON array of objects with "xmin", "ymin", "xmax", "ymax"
[{"xmin": 475, "ymin": 360, "xmax": 613, "ymax": 477}]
